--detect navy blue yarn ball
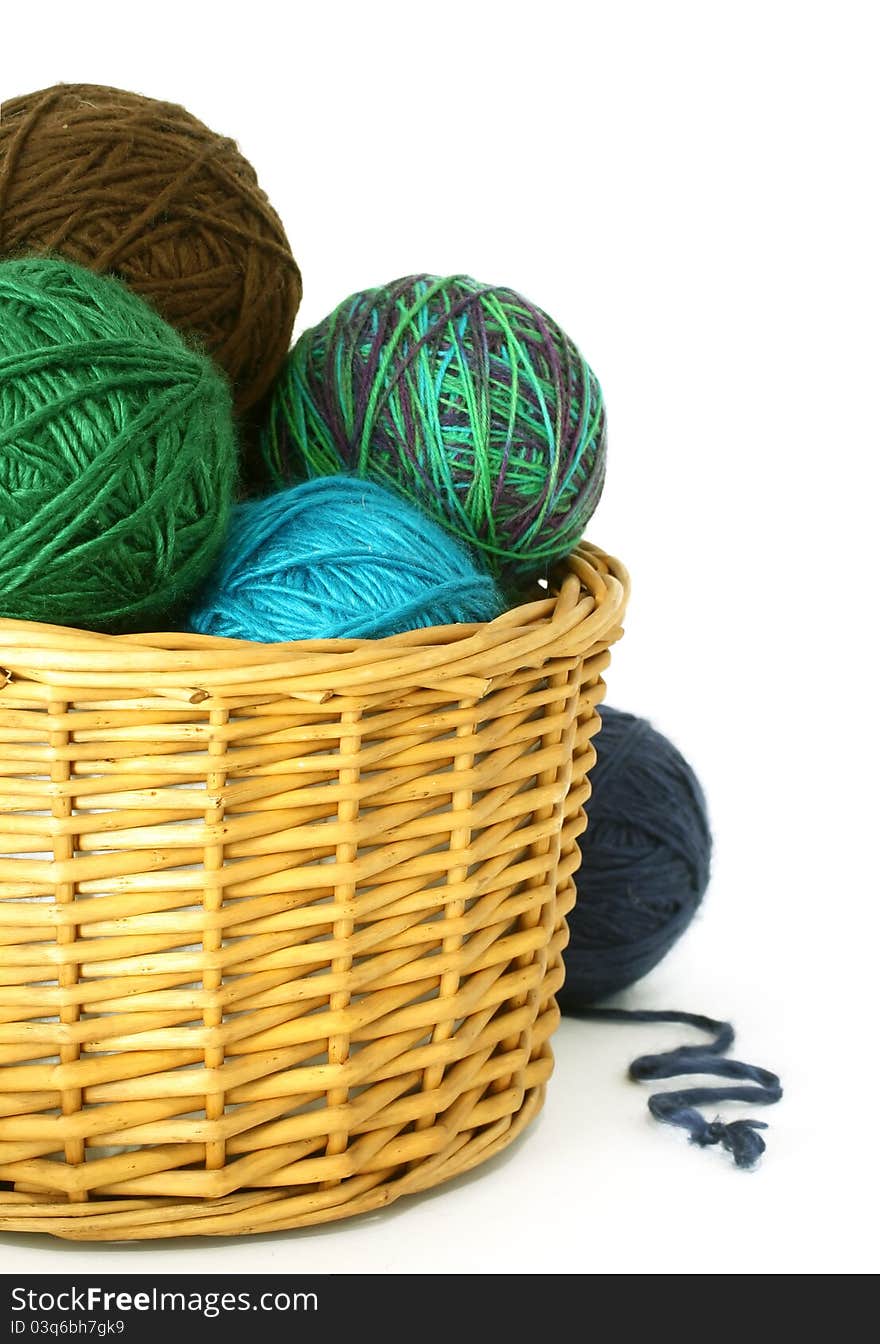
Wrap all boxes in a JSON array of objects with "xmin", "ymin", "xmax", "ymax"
[{"xmin": 560, "ymin": 706, "xmax": 712, "ymax": 1010}]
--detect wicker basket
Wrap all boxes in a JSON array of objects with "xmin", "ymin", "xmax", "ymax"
[{"xmin": 0, "ymin": 543, "xmax": 627, "ymax": 1241}]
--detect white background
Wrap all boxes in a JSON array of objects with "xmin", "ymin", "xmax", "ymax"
[{"xmin": 1, "ymin": 0, "xmax": 877, "ymax": 1275}]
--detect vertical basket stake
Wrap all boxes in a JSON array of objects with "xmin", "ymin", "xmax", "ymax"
[
  {"xmin": 202, "ymin": 705, "xmax": 230, "ymax": 1171},
  {"xmin": 320, "ymin": 706, "xmax": 362, "ymax": 1183},
  {"xmin": 411, "ymin": 698, "xmax": 478, "ymax": 1151},
  {"xmin": 49, "ymin": 698, "xmax": 86, "ymax": 1199}
]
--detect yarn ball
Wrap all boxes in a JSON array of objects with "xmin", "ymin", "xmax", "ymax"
[
  {"xmin": 560, "ymin": 706, "xmax": 712, "ymax": 1010},
  {"xmin": 188, "ymin": 476, "xmax": 506, "ymax": 642},
  {"xmin": 0, "ymin": 83, "xmax": 301, "ymax": 415},
  {"xmin": 257, "ymin": 274, "xmax": 606, "ymax": 584},
  {"xmin": 0, "ymin": 256, "xmax": 236, "ymax": 632}
]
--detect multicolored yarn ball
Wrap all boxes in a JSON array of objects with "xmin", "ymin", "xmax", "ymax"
[
  {"xmin": 0, "ymin": 83, "xmax": 301, "ymax": 414},
  {"xmin": 0, "ymin": 256, "xmax": 236, "ymax": 632},
  {"xmin": 258, "ymin": 275, "xmax": 606, "ymax": 583},
  {"xmin": 188, "ymin": 476, "xmax": 505, "ymax": 643}
]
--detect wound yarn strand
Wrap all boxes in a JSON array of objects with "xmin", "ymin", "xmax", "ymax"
[
  {"xmin": 257, "ymin": 274, "xmax": 606, "ymax": 583},
  {"xmin": 0, "ymin": 83, "xmax": 301, "ymax": 414},
  {"xmin": 188, "ymin": 476, "xmax": 505, "ymax": 642},
  {"xmin": 560, "ymin": 706, "xmax": 712, "ymax": 1006},
  {"xmin": 0, "ymin": 256, "xmax": 236, "ymax": 631}
]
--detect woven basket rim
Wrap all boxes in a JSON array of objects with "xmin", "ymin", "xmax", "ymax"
[{"xmin": 0, "ymin": 544, "xmax": 629, "ymax": 700}]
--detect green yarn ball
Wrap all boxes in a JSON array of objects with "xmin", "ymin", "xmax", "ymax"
[
  {"xmin": 258, "ymin": 274, "xmax": 607, "ymax": 584},
  {"xmin": 0, "ymin": 257, "xmax": 236, "ymax": 632}
]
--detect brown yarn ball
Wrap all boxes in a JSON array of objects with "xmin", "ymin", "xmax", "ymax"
[{"xmin": 0, "ymin": 84, "xmax": 301, "ymax": 414}]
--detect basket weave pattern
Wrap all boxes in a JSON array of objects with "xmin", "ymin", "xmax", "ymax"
[{"xmin": 0, "ymin": 544, "xmax": 627, "ymax": 1240}]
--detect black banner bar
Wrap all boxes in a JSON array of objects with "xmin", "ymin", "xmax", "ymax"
[{"xmin": 0, "ymin": 1275, "xmax": 561, "ymax": 1341}]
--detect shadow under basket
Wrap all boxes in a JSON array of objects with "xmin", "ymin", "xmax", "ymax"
[{"xmin": 0, "ymin": 543, "xmax": 628, "ymax": 1241}]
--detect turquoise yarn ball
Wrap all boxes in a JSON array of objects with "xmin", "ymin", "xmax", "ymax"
[
  {"xmin": 258, "ymin": 274, "xmax": 607, "ymax": 585},
  {"xmin": 0, "ymin": 256, "xmax": 237, "ymax": 632},
  {"xmin": 188, "ymin": 476, "xmax": 506, "ymax": 642}
]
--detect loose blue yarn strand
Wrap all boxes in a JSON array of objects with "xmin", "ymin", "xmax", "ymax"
[{"xmin": 571, "ymin": 1006, "xmax": 783, "ymax": 1169}]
